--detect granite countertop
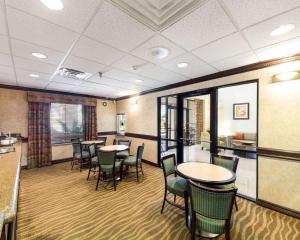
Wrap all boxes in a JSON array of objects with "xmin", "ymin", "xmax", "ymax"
[{"xmin": 0, "ymin": 142, "xmax": 21, "ymax": 224}]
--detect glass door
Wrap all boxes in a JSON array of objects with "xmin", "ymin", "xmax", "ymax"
[
  {"xmin": 159, "ymin": 95, "xmax": 178, "ymax": 158},
  {"xmin": 180, "ymin": 93, "xmax": 213, "ymax": 163}
]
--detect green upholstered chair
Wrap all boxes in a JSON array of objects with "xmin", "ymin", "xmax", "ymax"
[
  {"xmin": 188, "ymin": 181, "xmax": 237, "ymax": 240},
  {"xmin": 116, "ymin": 139, "xmax": 131, "ymax": 159},
  {"xmin": 123, "ymin": 143, "xmax": 144, "ymax": 182},
  {"xmin": 86, "ymin": 144, "xmax": 99, "ymax": 181},
  {"xmin": 96, "ymin": 150, "xmax": 121, "ymax": 191},
  {"xmin": 71, "ymin": 141, "xmax": 90, "ymax": 171},
  {"xmin": 211, "ymin": 154, "xmax": 239, "ymax": 210},
  {"xmin": 161, "ymin": 154, "xmax": 188, "ymax": 225}
]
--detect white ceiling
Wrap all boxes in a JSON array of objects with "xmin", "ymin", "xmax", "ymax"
[{"xmin": 0, "ymin": 0, "xmax": 300, "ymax": 98}]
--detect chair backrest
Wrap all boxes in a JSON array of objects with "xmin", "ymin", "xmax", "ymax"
[
  {"xmin": 211, "ymin": 154, "xmax": 239, "ymax": 173},
  {"xmin": 71, "ymin": 142, "xmax": 82, "ymax": 155},
  {"xmin": 98, "ymin": 150, "xmax": 116, "ymax": 166},
  {"xmin": 188, "ymin": 181, "xmax": 237, "ymax": 221},
  {"xmin": 71, "ymin": 138, "xmax": 80, "ymax": 143},
  {"xmin": 88, "ymin": 144, "xmax": 96, "ymax": 158},
  {"xmin": 161, "ymin": 154, "xmax": 176, "ymax": 178},
  {"xmin": 136, "ymin": 143, "xmax": 145, "ymax": 162},
  {"xmin": 97, "ymin": 136, "xmax": 107, "ymax": 146},
  {"xmin": 118, "ymin": 139, "xmax": 131, "ymax": 147}
]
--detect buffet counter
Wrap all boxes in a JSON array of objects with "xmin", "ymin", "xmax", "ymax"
[{"xmin": 0, "ymin": 142, "xmax": 21, "ymax": 239}]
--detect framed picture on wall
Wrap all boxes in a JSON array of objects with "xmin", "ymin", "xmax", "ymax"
[{"xmin": 233, "ymin": 103, "xmax": 249, "ymax": 120}]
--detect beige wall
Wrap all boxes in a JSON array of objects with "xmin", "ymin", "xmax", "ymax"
[
  {"xmin": 116, "ymin": 60, "xmax": 300, "ymax": 211},
  {"xmin": 0, "ymin": 88, "xmax": 117, "ymax": 163}
]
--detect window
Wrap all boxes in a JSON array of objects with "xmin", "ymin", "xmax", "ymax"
[{"xmin": 50, "ymin": 103, "xmax": 83, "ymax": 144}]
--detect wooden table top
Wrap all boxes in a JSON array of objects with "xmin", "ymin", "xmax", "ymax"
[
  {"xmin": 81, "ymin": 140, "xmax": 104, "ymax": 145},
  {"xmin": 100, "ymin": 145, "xmax": 128, "ymax": 152},
  {"xmin": 176, "ymin": 162, "xmax": 236, "ymax": 185}
]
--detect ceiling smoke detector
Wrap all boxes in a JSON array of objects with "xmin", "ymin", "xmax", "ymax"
[
  {"xmin": 58, "ymin": 67, "xmax": 92, "ymax": 80},
  {"xmin": 149, "ymin": 47, "xmax": 169, "ymax": 59}
]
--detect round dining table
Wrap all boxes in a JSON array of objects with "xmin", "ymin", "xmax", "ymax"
[
  {"xmin": 81, "ymin": 140, "xmax": 104, "ymax": 145},
  {"xmin": 176, "ymin": 162, "xmax": 236, "ymax": 185},
  {"xmin": 100, "ymin": 145, "xmax": 128, "ymax": 152}
]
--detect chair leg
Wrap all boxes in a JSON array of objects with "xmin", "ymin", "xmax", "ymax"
[
  {"xmin": 184, "ymin": 192, "xmax": 189, "ymax": 227},
  {"xmin": 174, "ymin": 194, "xmax": 177, "ymax": 203},
  {"xmin": 136, "ymin": 165, "xmax": 139, "ymax": 182},
  {"xmin": 161, "ymin": 189, "xmax": 167, "ymax": 214},
  {"xmin": 140, "ymin": 163, "xmax": 144, "ymax": 175},
  {"xmin": 113, "ymin": 177, "xmax": 116, "ymax": 191},
  {"xmin": 225, "ymin": 229, "xmax": 231, "ymax": 240},
  {"xmin": 191, "ymin": 211, "xmax": 196, "ymax": 240},
  {"xmin": 87, "ymin": 163, "xmax": 92, "ymax": 180},
  {"xmin": 234, "ymin": 199, "xmax": 238, "ymax": 211},
  {"xmin": 79, "ymin": 159, "xmax": 82, "ymax": 172},
  {"xmin": 95, "ymin": 167, "xmax": 101, "ymax": 191}
]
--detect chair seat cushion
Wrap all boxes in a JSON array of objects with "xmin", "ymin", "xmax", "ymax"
[
  {"xmin": 196, "ymin": 214, "xmax": 231, "ymax": 234},
  {"xmin": 117, "ymin": 151, "xmax": 129, "ymax": 158},
  {"xmin": 167, "ymin": 176, "xmax": 187, "ymax": 197},
  {"xmin": 101, "ymin": 161, "xmax": 121, "ymax": 173},
  {"xmin": 123, "ymin": 156, "xmax": 140, "ymax": 165},
  {"xmin": 74, "ymin": 151, "xmax": 89, "ymax": 159}
]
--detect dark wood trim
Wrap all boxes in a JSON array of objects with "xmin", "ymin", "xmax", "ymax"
[
  {"xmin": 257, "ymin": 199, "xmax": 300, "ymax": 219},
  {"xmin": 97, "ymin": 131, "xmax": 117, "ymax": 136},
  {"xmin": 142, "ymin": 158, "xmax": 159, "ymax": 167},
  {"xmin": 116, "ymin": 53, "xmax": 300, "ymax": 101},
  {"xmin": 257, "ymin": 147, "xmax": 300, "ymax": 162},
  {"xmin": 124, "ymin": 132, "xmax": 158, "ymax": 141},
  {"xmin": 0, "ymin": 83, "xmax": 114, "ymax": 100},
  {"xmin": 52, "ymin": 158, "xmax": 72, "ymax": 164}
]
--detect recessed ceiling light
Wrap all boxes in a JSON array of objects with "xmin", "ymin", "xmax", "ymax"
[
  {"xmin": 40, "ymin": 0, "xmax": 64, "ymax": 10},
  {"xmin": 31, "ymin": 52, "xmax": 47, "ymax": 59},
  {"xmin": 29, "ymin": 73, "xmax": 40, "ymax": 78},
  {"xmin": 150, "ymin": 47, "xmax": 169, "ymax": 59},
  {"xmin": 177, "ymin": 62, "xmax": 188, "ymax": 68},
  {"xmin": 270, "ymin": 24, "xmax": 295, "ymax": 37},
  {"xmin": 135, "ymin": 79, "xmax": 143, "ymax": 83}
]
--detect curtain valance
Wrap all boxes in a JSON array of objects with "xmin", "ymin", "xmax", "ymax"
[{"xmin": 27, "ymin": 91, "xmax": 97, "ymax": 106}]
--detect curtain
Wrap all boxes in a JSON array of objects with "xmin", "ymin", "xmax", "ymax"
[
  {"xmin": 83, "ymin": 105, "xmax": 97, "ymax": 141},
  {"xmin": 28, "ymin": 102, "xmax": 52, "ymax": 168}
]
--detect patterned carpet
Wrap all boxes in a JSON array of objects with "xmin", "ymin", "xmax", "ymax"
[{"xmin": 17, "ymin": 162, "xmax": 300, "ymax": 240}]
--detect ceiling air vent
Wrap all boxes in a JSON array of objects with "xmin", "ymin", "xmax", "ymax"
[{"xmin": 58, "ymin": 67, "xmax": 92, "ymax": 80}]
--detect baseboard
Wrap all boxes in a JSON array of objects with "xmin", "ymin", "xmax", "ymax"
[
  {"xmin": 52, "ymin": 158, "xmax": 72, "ymax": 164},
  {"xmin": 257, "ymin": 199, "xmax": 300, "ymax": 219},
  {"xmin": 142, "ymin": 159, "xmax": 159, "ymax": 167}
]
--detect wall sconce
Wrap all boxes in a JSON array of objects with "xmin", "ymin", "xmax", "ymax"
[
  {"xmin": 130, "ymin": 98, "xmax": 138, "ymax": 105},
  {"xmin": 272, "ymin": 71, "xmax": 300, "ymax": 83}
]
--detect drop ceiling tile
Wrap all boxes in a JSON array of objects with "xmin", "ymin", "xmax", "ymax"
[
  {"xmin": 6, "ymin": 0, "xmax": 101, "ymax": 33},
  {"xmin": 111, "ymin": 55, "xmax": 154, "ymax": 74},
  {"xmin": 51, "ymin": 75, "xmax": 83, "ymax": 86},
  {"xmin": 0, "ymin": 3, "xmax": 6, "ymax": 35},
  {"xmin": 139, "ymin": 65, "xmax": 186, "ymax": 83},
  {"xmin": 255, "ymin": 37, "xmax": 300, "ymax": 61},
  {"xmin": 0, "ymin": 64, "xmax": 14, "ymax": 75},
  {"xmin": 162, "ymin": 53, "xmax": 217, "ymax": 78},
  {"xmin": 85, "ymin": 1, "xmax": 154, "ymax": 52},
  {"xmin": 87, "ymin": 75, "xmax": 147, "ymax": 91},
  {"xmin": 131, "ymin": 35, "xmax": 186, "ymax": 63},
  {"xmin": 193, "ymin": 33, "xmax": 251, "ymax": 63},
  {"xmin": 0, "ymin": 53, "xmax": 12, "ymax": 66},
  {"xmin": 13, "ymin": 56, "xmax": 57, "ymax": 74},
  {"xmin": 46, "ymin": 81, "xmax": 76, "ymax": 91},
  {"xmin": 7, "ymin": 7, "xmax": 79, "ymax": 51},
  {"xmin": 16, "ymin": 68, "xmax": 50, "ymax": 88},
  {"xmin": 63, "ymin": 55, "xmax": 107, "ymax": 74},
  {"xmin": 243, "ymin": 8, "xmax": 300, "ymax": 49},
  {"xmin": 102, "ymin": 68, "xmax": 166, "ymax": 88},
  {"xmin": 11, "ymin": 39, "xmax": 65, "ymax": 65},
  {"xmin": 222, "ymin": 0, "xmax": 300, "ymax": 29},
  {"xmin": 211, "ymin": 52, "xmax": 259, "ymax": 71},
  {"xmin": 72, "ymin": 36, "xmax": 125, "ymax": 65},
  {"xmin": 0, "ymin": 35, "xmax": 10, "ymax": 54},
  {"xmin": 162, "ymin": 0, "xmax": 236, "ymax": 50}
]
